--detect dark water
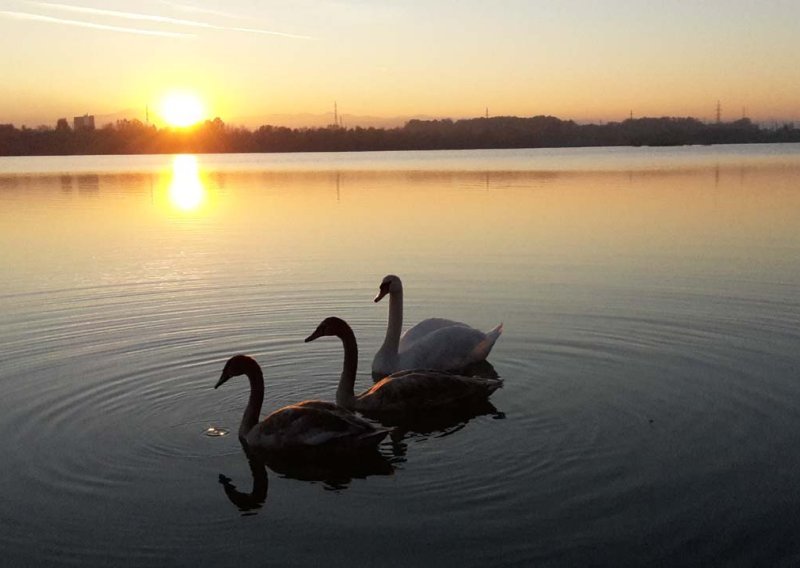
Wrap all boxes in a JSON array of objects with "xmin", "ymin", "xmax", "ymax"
[{"xmin": 1, "ymin": 146, "xmax": 799, "ymax": 566}]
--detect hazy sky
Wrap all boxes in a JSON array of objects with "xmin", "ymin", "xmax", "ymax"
[{"xmin": 1, "ymin": 0, "xmax": 799, "ymax": 127}]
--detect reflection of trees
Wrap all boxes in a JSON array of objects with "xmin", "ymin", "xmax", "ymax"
[
  {"xmin": 77, "ymin": 174, "xmax": 99, "ymax": 192},
  {"xmin": 60, "ymin": 175, "xmax": 72, "ymax": 191},
  {"xmin": 2, "ymin": 115, "xmax": 798, "ymax": 156}
]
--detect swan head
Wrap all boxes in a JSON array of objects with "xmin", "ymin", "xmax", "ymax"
[
  {"xmin": 215, "ymin": 354, "xmax": 259, "ymax": 389},
  {"xmin": 305, "ymin": 316, "xmax": 349, "ymax": 342},
  {"xmin": 374, "ymin": 274, "xmax": 402, "ymax": 303}
]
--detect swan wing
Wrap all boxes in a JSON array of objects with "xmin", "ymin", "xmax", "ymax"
[
  {"xmin": 292, "ymin": 400, "xmax": 340, "ymax": 412},
  {"xmin": 399, "ymin": 324, "xmax": 502, "ymax": 371},
  {"xmin": 360, "ymin": 370, "xmax": 503, "ymax": 413},
  {"xmin": 249, "ymin": 402, "xmax": 388, "ymax": 450},
  {"xmin": 399, "ymin": 318, "xmax": 468, "ymax": 350}
]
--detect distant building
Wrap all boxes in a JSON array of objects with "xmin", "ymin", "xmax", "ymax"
[{"xmin": 73, "ymin": 114, "xmax": 95, "ymax": 131}]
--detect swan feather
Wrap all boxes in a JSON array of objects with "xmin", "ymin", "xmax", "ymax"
[
  {"xmin": 399, "ymin": 318, "xmax": 469, "ymax": 350},
  {"xmin": 359, "ymin": 369, "xmax": 503, "ymax": 415}
]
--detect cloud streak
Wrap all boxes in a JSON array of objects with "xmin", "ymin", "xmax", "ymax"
[
  {"xmin": 154, "ymin": 1, "xmax": 242, "ymax": 22},
  {"xmin": 29, "ymin": 1, "xmax": 314, "ymax": 40},
  {"xmin": 0, "ymin": 10, "xmax": 194, "ymax": 38}
]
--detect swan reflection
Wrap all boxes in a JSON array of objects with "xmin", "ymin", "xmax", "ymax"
[
  {"xmin": 168, "ymin": 154, "xmax": 206, "ymax": 212},
  {"xmin": 388, "ymin": 398, "xmax": 505, "ymax": 453},
  {"xmin": 218, "ymin": 443, "xmax": 268, "ymax": 514},
  {"xmin": 219, "ymin": 442, "xmax": 393, "ymax": 513},
  {"xmin": 260, "ymin": 447, "xmax": 393, "ymax": 491}
]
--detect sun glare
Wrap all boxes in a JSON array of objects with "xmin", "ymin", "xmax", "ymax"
[
  {"xmin": 169, "ymin": 155, "xmax": 205, "ymax": 211},
  {"xmin": 160, "ymin": 91, "xmax": 206, "ymax": 127}
]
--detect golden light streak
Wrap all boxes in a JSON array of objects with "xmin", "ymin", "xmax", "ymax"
[{"xmin": 168, "ymin": 155, "xmax": 206, "ymax": 212}]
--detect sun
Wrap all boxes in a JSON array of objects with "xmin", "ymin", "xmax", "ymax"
[{"xmin": 160, "ymin": 91, "xmax": 206, "ymax": 127}]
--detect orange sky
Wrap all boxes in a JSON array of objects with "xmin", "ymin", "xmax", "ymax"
[{"xmin": 1, "ymin": 0, "xmax": 799, "ymax": 128}]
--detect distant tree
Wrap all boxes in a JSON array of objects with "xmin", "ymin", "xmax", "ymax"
[{"xmin": 0, "ymin": 113, "xmax": 799, "ymax": 156}]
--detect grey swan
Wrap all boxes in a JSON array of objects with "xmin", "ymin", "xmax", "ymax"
[
  {"xmin": 305, "ymin": 317, "xmax": 503, "ymax": 417},
  {"xmin": 214, "ymin": 354, "xmax": 389, "ymax": 451}
]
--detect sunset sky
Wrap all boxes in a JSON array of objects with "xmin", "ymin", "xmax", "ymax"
[{"xmin": 2, "ymin": 0, "xmax": 799, "ymax": 128}]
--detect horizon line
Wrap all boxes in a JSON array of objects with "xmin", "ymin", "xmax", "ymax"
[{"xmin": 4, "ymin": 111, "xmax": 797, "ymax": 131}]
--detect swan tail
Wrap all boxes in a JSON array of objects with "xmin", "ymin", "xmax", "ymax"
[
  {"xmin": 486, "ymin": 323, "xmax": 503, "ymax": 343},
  {"xmin": 356, "ymin": 428, "xmax": 390, "ymax": 448},
  {"xmin": 472, "ymin": 323, "xmax": 503, "ymax": 361},
  {"xmin": 484, "ymin": 377, "xmax": 504, "ymax": 395}
]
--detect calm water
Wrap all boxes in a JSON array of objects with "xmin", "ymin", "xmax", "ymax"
[{"xmin": 1, "ymin": 145, "xmax": 800, "ymax": 566}]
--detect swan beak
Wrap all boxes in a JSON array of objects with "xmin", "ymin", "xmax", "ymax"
[
  {"xmin": 374, "ymin": 288, "xmax": 389, "ymax": 303},
  {"xmin": 304, "ymin": 329, "xmax": 323, "ymax": 343},
  {"xmin": 214, "ymin": 371, "xmax": 231, "ymax": 389}
]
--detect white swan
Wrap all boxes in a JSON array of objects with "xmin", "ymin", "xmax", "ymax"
[
  {"xmin": 371, "ymin": 274, "xmax": 503, "ymax": 375},
  {"xmin": 305, "ymin": 317, "xmax": 502, "ymax": 416},
  {"xmin": 214, "ymin": 354, "xmax": 389, "ymax": 451}
]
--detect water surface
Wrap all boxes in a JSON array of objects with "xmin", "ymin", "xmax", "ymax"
[{"xmin": 1, "ymin": 145, "xmax": 800, "ymax": 566}]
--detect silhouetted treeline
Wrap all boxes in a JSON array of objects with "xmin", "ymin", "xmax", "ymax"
[{"xmin": 1, "ymin": 115, "xmax": 799, "ymax": 156}]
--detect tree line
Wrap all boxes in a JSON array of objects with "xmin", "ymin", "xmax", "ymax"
[{"xmin": 1, "ymin": 115, "xmax": 798, "ymax": 156}]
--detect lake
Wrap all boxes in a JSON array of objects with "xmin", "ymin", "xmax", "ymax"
[{"xmin": 1, "ymin": 145, "xmax": 799, "ymax": 567}]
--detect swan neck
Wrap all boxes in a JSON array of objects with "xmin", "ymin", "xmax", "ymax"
[
  {"xmin": 336, "ymin": 324, "xmax": 358, "ymax": 408},
  {"xmin": 241, "ymin": 367, "xmax": 264, "ymax": 439},
  {"xmin": 382, "ymin": 288, "xmax": 403, "ymax": 354}
]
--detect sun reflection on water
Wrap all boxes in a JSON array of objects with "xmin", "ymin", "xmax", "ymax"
[
  {"xmin": 168, "ymin": 155, "xmax": 206, "ymax": 212},
  {"xmin": 204, "ymin": 426, "xmax": 229, "ymax": 437}
]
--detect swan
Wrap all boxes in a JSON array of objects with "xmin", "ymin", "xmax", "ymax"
[
  {"xmin": 214, "ymin": 354, "xmax": 389, "ymax": 451},
  {"xmin": 305, "ymin": 317, "xmax": 502, "ymax": 417},
  {"xmin": 371, "ymin": 274, "xmax": 503, "ymax": 375}
]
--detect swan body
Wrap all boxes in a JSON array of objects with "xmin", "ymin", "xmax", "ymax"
[
  {"xmin": 305, "ymin": 317, "xmax": 502, "ymax": 417},
  {"xmin": 214, "ymin": 355, "xmax": 389, "ymax": 451},
  {"xmin": 372, "ymin": 275, "xmax": 503, "ymax": 375}
]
